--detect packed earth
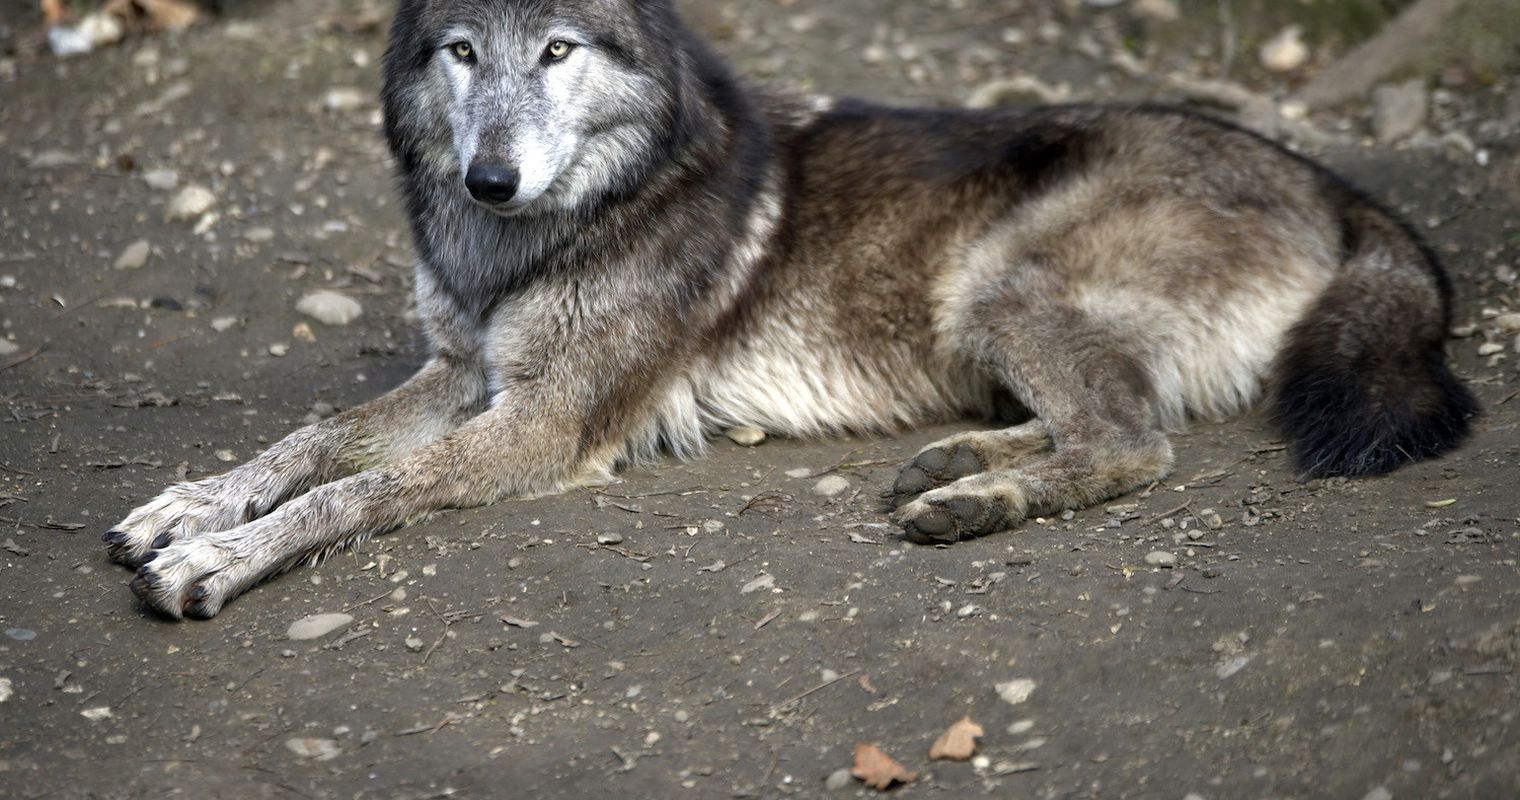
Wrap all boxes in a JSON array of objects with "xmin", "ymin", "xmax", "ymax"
[{"xmin": 1, "ymin": 0, "xmax": 1518, "ymax": 797}]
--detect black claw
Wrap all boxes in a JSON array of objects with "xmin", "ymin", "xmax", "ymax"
[
  {"xmin": 189, "ymin": 584, "xmax": 209, "ymax": 601},
  {"xmin": 103, "ymin": 529, "xmax": 126, "ymax": 544},
  {"xmin": 140, "ymin": 550, "xmax": 159, "ymax": 564},
  {"xmin": 151, "ymin": 532, "xmax": 173, "ymax": 550}
]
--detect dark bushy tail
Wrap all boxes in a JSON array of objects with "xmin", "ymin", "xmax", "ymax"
[{"xmin": 1271, "ymin": 203, "xmax": 1477, "ymax": 478}]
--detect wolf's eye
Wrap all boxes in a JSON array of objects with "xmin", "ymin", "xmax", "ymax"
[
  {"xmin": 545, "ymin": 40, "xmax": 574, "ymax": 61},
  {"xmin": 450, "ymin": 41, "xmax": 474, "ymax": 62}
]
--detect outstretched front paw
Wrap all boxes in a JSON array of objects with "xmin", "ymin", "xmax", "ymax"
[
  {"xmin": 104, "ymin": 480, "xmax": 249, "ymax": 568},
  {"xmin": 130, "ymin": 536, "xmax": 259, "ymax": 620}
]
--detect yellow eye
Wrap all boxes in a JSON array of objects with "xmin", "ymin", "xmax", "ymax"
[
  {"xmin": 546, "ymin": 40, "xmax": 573, "ymax": 60},
  {"xmin": 451, "ymin": 41, "xmax": 474, "ymax": 61}
]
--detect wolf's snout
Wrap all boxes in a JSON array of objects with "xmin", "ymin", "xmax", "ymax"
[{"xmin": 465, "ymin": 163, "xmax": 521, "ymax": 205}]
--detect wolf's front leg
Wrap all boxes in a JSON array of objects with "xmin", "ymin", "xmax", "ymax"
[
  {"xmin": 129, "ymin": 398, "xmax": 581, "ymax": 619},
  {"xmin": 105, "ymin": 357, "xmax": 486, "ymax": 567}
]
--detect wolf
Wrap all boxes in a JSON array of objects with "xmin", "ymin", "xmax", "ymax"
[{"xmin": 105, "ymin": 0, "xmax": 1476, "ymax": 619}]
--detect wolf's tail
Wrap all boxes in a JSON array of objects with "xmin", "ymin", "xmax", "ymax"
[{"xmin": 1271, "ymin": 200, "xmax": 1477, "ymax": 477}]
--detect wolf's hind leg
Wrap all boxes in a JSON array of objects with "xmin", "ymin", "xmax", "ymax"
[
  {"xmin": 893, "ymin": 302, "xmax": 1174, "ymax": 543},
  {"xmin": 105, "ymin": 357, "xmax": 485, "ymax": 567}
]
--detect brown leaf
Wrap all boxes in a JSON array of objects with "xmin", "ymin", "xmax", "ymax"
[
  {"xmin": 41, "ymin": 0, "xmax": 66, "ymax": 26},
  {"xmin": 851, "ymin": 742, "xmax": 917, "ymax": 790},
  {"xmin": 929, "ymin": 715, "xmax": 984, "ymax": 761}
]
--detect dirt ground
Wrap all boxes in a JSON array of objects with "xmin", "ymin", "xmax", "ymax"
[{"xmin": 1, "ymin": 1, "xmax": 1518, "ymax": 798}]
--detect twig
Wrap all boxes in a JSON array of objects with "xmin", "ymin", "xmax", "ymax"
[
  {"xmin": 342, "ymin": 587, "xmax": 396, "ymax": 612},
  {"xmin": 771, "ymin": 668, "xmax": 863, "ymax": 713}
]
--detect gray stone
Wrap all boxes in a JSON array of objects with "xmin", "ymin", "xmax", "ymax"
[
  {"xmin": 285, "ymin": 737, "xmax": 341, "ymax": 760},
  {"xmin": 1144, "ymin": 550, "xmax": 1178, "ymax": 567},
  {"xmin": 1372, "ymin": 80, "xmax": 1429, "ymax": 145},
  {"xmin": 286, "ymin": 613, "xmax": 353, "ymax": 641},
  {"xmin": 142, "ymin": 168, "xmax": 179, "ymax": 191},
  {"xmin": 114, "ymin": 240, "xmax": 151, "ymax": 271},
  {"xmin": 813, "ymin": 475, "xmax": 850, "ymax": 498},
  {"xmin": 166, "ymin": 185, "xmax": 216, "ymax": 221},
  {"xmin": 724, "ymin": 426, "xmax": 766, "ymax": 446},
  {"xmin": 296, "ymin": 291, "xmax": 363, "ymax": 326},
  {"xmin": 824, "ymin": 768, "xmax": 853, "ymax": 790}
]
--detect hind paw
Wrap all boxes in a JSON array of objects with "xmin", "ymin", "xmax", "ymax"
[
  {"xmin": 892, "ymin": 475, "xmax": 1030, "ymax": 545},
  {"xmin": 887, "ymin": 442, "xmax": 983, "ymax": 508}
]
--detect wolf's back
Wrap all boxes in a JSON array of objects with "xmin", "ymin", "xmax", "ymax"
[{"xmin": 1271, "ymin": 194, "xmax": 1476, "ymax": 477}]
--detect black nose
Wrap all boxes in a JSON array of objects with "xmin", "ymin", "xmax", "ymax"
[{"xmin": 465, "ymin": 163, "xmax": 521, "ymax": 204}]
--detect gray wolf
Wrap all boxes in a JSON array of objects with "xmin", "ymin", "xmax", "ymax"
[{"xmin": 105, "ymin": 0, "xmax": 1475, "ymax": 619}]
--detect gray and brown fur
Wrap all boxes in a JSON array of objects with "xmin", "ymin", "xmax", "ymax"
[{"xmin": 106, "ymin": 0, "xmax": 1475, "ymax": 619}]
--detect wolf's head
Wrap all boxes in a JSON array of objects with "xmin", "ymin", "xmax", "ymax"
[{"xmin": 383, "ymin": 0, "xmax": 695, "ymax": 217}]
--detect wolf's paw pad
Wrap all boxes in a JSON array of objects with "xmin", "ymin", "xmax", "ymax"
[
  {"xmin": 888, "ymin": 443, "xmax": 983, "ymax": 507},
  {"xmin": 894, "ymin": 492, "xmax": 1008, "ymax": 545},
  {"xmin": 130, "ymin": 540, "xmax": 243, "ymax": 620}
]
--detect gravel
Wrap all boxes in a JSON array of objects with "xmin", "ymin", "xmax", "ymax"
[{"xmin": 165, "ymin": 185, "xmax": 216, "ymax": 221}]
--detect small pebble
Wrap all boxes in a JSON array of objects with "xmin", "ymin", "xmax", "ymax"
[
  {"xmin": 269, "ymin": 343, "xmax": 289, "ymax": 357},
  {"xmin": 166, "ymin": 185, "xmax": 216, "ymax": 221},
  {"xmin": 4, "ymin": 628, "xmax": 36, "ymax": 642},
  {"xmin": 996, "ymin": 678, "xmax": 1036, "ymax": 705},
  {"xmin": 824, "ymin": 768, "xmax": 853, "ymax": 790},
  {"xmin": 296, "ymin": 291, "xmax": 363, "ymax": 326},
  {"xmin": 813, "ymin": 475, "xmax": 850, "ymax": 498},
  {"xmin": 285, "ymin": 737, "xmax": 341, "ymax": 761},
  {"xmin": 1144, "ymin": 550, "xmax": 1178, "ymax": 567},
  {"xmin": 1260, "ymin": 25, "xmax": 1307, "ymax": 72},
  {"xmin": 286, "ymin": 613, "xmax": 353, "ymax": 641},
  {"xmin": 597, "ymin": 532, "xmax": 625, "ymax": 545},
  {"xmin": 724, "ymin": 426, "xmax": 766, "ymax": 446},
  {"xmin": 113, "ymin": 240, "xmax": 151, "ymax": 271},
  {"xmin": 404, "ymin": 637, "xmax": 424, "ymax": 652},
  {"xmin": 210, "ymin": 316, "xmax": 239, "ymax": 333},
  {"xmin": 142, "ymin": 168, "xmax": 179, "ymax": 191}
]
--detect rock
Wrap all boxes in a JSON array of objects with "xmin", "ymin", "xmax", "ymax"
[
  {"xmin": 597, "ymin": 532, "xmax": 625, "ymax": 545},
  {"xmin": 166, "ymin": 185, "xmax": 216, "ymax": 221},
  {"xmin": 996, "ymin": 678, "xmax": 1036, "ymax": 705},
  {"xmin": 0, "ymin": 340, "xmax": 19, "ymax": 357},
  {"xmin": 1144, "ymin": 550, "xmax": 1178, "ymax": 567},
  {"xmin": 824, "ymin": 768, "xmax": 853, "ymax": 790},
  {"xmin": 27, "ymin": 149, "xmax": 82, "ymax": 169},
  {"xmin": 404, "ymin": 637, "xmax": 424, "ymax": 652},
  {"xmin": 80, "ymin": 706, "xmax": 113, "ymax": 721},
  {"xmin": 114, "ymin": 240, "xmax": 152, "ymax": 271},
  {"xmin": 813, "ymin": 475, "xmax": 850, "ymax": 498},
  {"xmin": 1362, "ymin": 787, "xmax": 1392, "ymax": 800},
  {"xmin": 0, "ymin": 676, "xmax": 11, "ymax": 702},
  {"xmin": 243, "ymin": 227, "xmax": 275, "ymax": 244},
  {"xmin": 210, "ymin": 316, "xmax": 238, "ymax": 333},
  {"xmin": 142, "ymin": 168, "xmax": 179, "ymax": 191},
  {"xmin": 1477, "ymin": 342, "xmax": 1503, "ymax": 357},
  {"xmin": 214, "ymin": 450, "xmax": 235, "ymax": 463},
  {"xmin": 1372, "ymin": 80, "xmax": 1428, "ymax": 145},
  {"xmin": 4, "ymin": 628, "xmax": 36, "ymax": 641},
  {"xmin": 741, "ymin": 574, "xmax": 776, "ymax": 594},
  {"xmin": 1493, "ymin": 313, "xmax": 1520, "ymax": 334},
  {"xmin": 285, "ymin": 737, "xmax": 341, "ymax": 761},
  {"xmin": 724, "ymin": 426, "xmax": 766, "ymax": 446},
  {"xmin": 1135, "ymin": 0, "xmax": 1180, "ymax": 22},
  {"xmin": 785, "ymin": 467, "xmax": 814, "ymax": 479},
  {"xmin": 269, "ymin": 343, "xmax": 290, "ymax": 357},
  {"xmin": 1216, "ymin": 655, "xmax": 1251, "ymax": 679},
  {"xmin": 296, "ymin": 291, "xmax": 363, "ymax": 326},
  {"xmin": 286, "ymin": 613, "xmax": 354, "ymax": 641},
  {"xmin": 323, "ymin": 87, "xmax": 367, "ymax": 112},
  {"xmin": 967, "ymin": 75, "xmax": 1070, "ymax": 109},
  {"xmin": 1260, "ymin": 26, "xmax": 1308, "ymax": 72}
]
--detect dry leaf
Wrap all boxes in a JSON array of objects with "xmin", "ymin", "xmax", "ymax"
[
  {"xmin": 929, "ymin": 715, "xmax": 984, "ymax": 761},
  {"xmin": 851, "ymin": 742, "xmax": 917, "ymax": 790},
  {"xmin": 41, "ymin": 0, "xmax": 66, "ymax": 26}
]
